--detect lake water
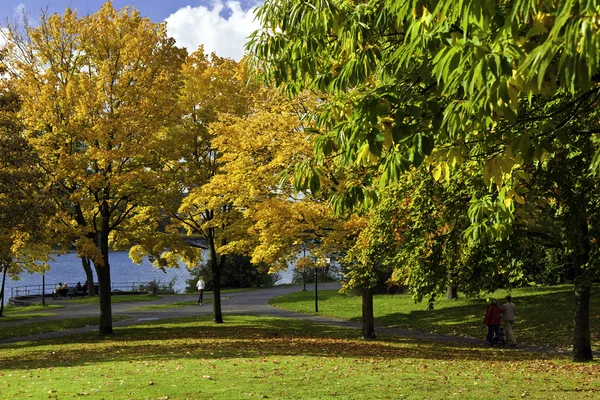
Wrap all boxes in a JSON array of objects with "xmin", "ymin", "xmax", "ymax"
[{"xmin": 2, "ymin": 251, "xmax": 294, "ymax": 302}]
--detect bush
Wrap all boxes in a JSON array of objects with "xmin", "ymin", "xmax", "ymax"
[
  {"xmin": 291, "ymin": 263, "xmax": 341, "ymax": 285},
  {"xmin": 138, "ymin": 278, "xmax": 177, "ymax": 295},
  {"xmin": 185, "ymin": 254, "xmax": 280, "ymax": 292}
]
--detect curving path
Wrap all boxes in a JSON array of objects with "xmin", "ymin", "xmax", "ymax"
[
  {"xmin": 0, "ymin": 283, "xmax": 589, "ymax": 357},
  {"xmin": 0, "ymin": 283, "xmax": 340, "ymax": 344}
]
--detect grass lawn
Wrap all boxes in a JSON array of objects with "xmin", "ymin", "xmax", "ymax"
[
  {"xmin": 2, "ymin": 304, "xmax": 63, "ymax": 314},
  {"xmin": 0, "ymin": 315, "xmax": 598, "ymax": 399},
  {"xmin": 0, "ymin": 304, "xmax": 63, "ymax": 322},
  {"xmin": 128, "ymin": 299, "xmax": 212, "ymax": 311},
  {"xmin": 269, "ymin": 284, "xmax": 600, "ymax": 350},
  {"xmin": 0, "ymin": 316, "xmax": 131, "ymax": 340},
  {"xmin": 68, "ymin": 294, "xmax": 162, "ymax": 304}
]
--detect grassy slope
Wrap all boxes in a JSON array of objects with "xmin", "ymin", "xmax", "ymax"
[
  {"xmin": 0, "ymin": 315, "xmax": 598, "ymax": 399},
  {"xmin": 269, "ymin": 284, "xmax": 600, "ymax": 349},
  {"xmin": 0, "ymin": 304, "xmax": 63, "ymax": 322},
  {"xmin": 68, "ymin": 294, "xmax": 162, "ymax": 304},
  {"xmin": 0, "ymin": 316, "xmax": 131, "ymax": 340}
]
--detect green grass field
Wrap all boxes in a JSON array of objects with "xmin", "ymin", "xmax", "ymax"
[
  {"xmin": 127, "ymin": 299, "xmax": 212, "ymax": 311},
  {"xmin": 0, "ymin": 316, "xmax": 131, "ymax": 340},
  {"xmin": 0, "ymin": 304, "xmax": 63, "ymax": 322},
  {"xmin": 67, "ymin": 294, "xmax": 162, "ymax": 304},
  {"xmin": 1, "ymin": 315, "xmax": 598, "ymax": 399},
  {"xmin": 1, "ymin": 285, "xmax": 599, "ymax": 399},
  {"xmin": 269, "ymin": 284, "xmax": 600, "ymax": 349}
]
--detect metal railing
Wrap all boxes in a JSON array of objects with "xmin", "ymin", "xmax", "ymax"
[{"xmin": 10, "ymin": 281, "xmax": 157, "ymax": 299}]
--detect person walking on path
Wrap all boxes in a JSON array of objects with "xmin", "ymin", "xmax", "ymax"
[
  {"xmin": 196, "ymin": 277, "xmax": 205, "ymax": 305},
  {"xmin": 483, "ymin": 299, "xmax": 501, "ymax": 345},
  {"xmin": 500, "ymin": 295, "xmax": 517, "ymax": 346}
]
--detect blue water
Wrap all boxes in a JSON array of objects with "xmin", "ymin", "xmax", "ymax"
[{"xmin": 2, "ymin": 251, "xmax": 293, "ymax": 302}]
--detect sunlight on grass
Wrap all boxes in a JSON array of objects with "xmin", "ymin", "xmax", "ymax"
[
  {"xmin": 0, "ymin": 316, "xmax": 131, "ymax": 340},
  {"xmin": 0, "ymin": 315, "xmax": 597, "ymax": 399},
  {"xmin": 269, "ymin": 284, "xmax": 600, "ymax": 349},
  {"xmin": 2, "ymin": 304, "xmax": 63, "ymax": 314},
  {"xmin": 127, "ymin": 300, "xmax": 212, "ymax": 311},
  {"xmin": 69, "ymin": 294, "xmax": 161, "ymax": 304},
  {"xmin": 0, "ymin": 313, "xmax": 57, "ymax": 322}
]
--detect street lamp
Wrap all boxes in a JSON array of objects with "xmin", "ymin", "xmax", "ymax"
[
  {"xmin": 302, "ymin": 243, "xmax": 307, "ymax": 291},
  {"xmin": 315, "ymin": 259, "xmax": 318, "ymax": 312},
  {"xmin": 314, "ymin": 256, "xmax": 331, "ymax": 313}
]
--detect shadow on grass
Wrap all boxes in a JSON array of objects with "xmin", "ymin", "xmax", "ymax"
[
  {"xmin": 274, "ymin": 285, "xmax": 597, "ymax": 348},
  {"xmin": 365, "ymin": 288, "xmax": 596, "ymax": 348},
  {"xmin": 0, "ymin": 315, "xmax": 572, "ymax": 372}
]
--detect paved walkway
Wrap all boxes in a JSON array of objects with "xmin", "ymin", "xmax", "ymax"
[{"xmin": 0, "ymin": 284, "xmax": 588, "ymax": 356}]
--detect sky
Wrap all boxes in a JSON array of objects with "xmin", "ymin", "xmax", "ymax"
[{"xmin": 0, "ymin": 0, "xmax": 263, "ymax": 60}]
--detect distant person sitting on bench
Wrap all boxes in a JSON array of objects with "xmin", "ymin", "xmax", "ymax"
[
  {"xmin": 61, "ymin": 283, "xmax": 70, "ymax": 298},
  {"xmin": 67, "ymin": 284, "xmax": 77, "ymax": 299},
  {"xmin": 53, "ymin": 283, "xmax": 63, "ymax": 299}
]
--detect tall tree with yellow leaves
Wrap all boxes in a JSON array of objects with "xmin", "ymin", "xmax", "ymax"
[
  {"xmin": 0, "ymin": 58, "xmax": 53, "ymax": 316},
  {"xmin": 3, "ymin": 3, "xmax": 186, "ymax": 333},
  {"xmin": 144, "ymin": 49, "xmax": 256, "ymax": 323},
  {"xmin": 210, "ymin": 90, "xmax": 357, "ymax": 273}
]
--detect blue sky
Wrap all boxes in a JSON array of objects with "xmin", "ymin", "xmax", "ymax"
[{"xmin": 0, "ymin": 1, "xmax": 263, "ymax": 59}]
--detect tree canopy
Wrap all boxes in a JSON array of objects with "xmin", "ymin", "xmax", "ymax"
[
  {"xmin": 2, "ymin": 3, "xmax": 186, "ymax": 333},
  {"xmin": 247, "ymin": 0, "xmax": 600, "ymax": 214},
  {"xmin": 248, "ymin": 0, "xmax": 600, "ymax": 359}
]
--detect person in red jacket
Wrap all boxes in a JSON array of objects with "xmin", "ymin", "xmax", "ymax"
[{"xmin": 483, "ymin": 299, "xmax": 501, "ymax": 345}]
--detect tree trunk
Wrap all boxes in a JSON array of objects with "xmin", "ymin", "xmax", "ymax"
[
  {"xmin": 446, "ymin": 273, "xmax": 458, "ymax": 300},
  {"xmin": 96, "ymin": 213, "xmax": 113, "ymax": 335},
  {"xmin": 569, "ymin": 197, "xmax": 592, "ymax": 362},
  {"xmin": 210, "ymin": 242, "xmax": 224, "ymax": 324},
  {"xmin": 361, "ymin": 287, "xmax": 376, "ymax": 339},
  {"xmin": 446, "ymin": 284, "xmax": 458, "ymax": 300},
  {"xmin": 81, "ymin": 256, "xmax": 96, "ymax": 295},
  {"xmin": 0, "ymin": 263, "xmax": 7, "ymax": 317},
  {"xmin": 573, "ymin": 281, "xmax": 592, "ymax": 361},
  {"xmin": 572, "ymin": 221, "xmax": 592, "ymax": 361}
]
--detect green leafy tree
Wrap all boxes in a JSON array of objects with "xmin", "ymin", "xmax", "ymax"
[
  {"xmin": 516, "ymin": 136, "xmax": 600, "ymax": 360},
  {"xmin": 248, "ymin": 0, "xmax": 600, "ymax": 360}
]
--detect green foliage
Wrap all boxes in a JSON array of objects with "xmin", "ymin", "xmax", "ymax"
[
  {"xmin": 137, "ymin": 278, "xmax": 177, "ymax": 295},
  {"xmin": 185, "ymin": 254, "xmax": 279, "ymax": 292},
  {"xmin": 248, "ymin": 0, "xmax": 600, "ymax": 224},
  {"xmin": 291, "ymin": 263, "xmax": 340, "ymax": 284}
]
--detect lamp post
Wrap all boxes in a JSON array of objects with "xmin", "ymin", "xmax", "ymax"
[
  {"xmin": 314, "ymin": 261, "xmax": 318, "ymax": 312},
  {"xmin": 302, "ymin": 243, "xmax": 307, "ymax": 291},
  {"xmin": 42, "ymin": 272, "xmax": 45, "ymax": 306}
]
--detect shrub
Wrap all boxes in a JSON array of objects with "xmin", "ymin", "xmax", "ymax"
[{"xmin": 185, "ymin": 254, "xmax": 279, "ymax": 292}]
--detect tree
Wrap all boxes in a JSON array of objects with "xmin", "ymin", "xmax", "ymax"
[
  {"xmin": 129, "ymin": 49, "xmax": 255, "ymax": 324},
  {"xmin": 3, "ymin": 3, "xmax": 186, "ymax": 333},
  {"xmin": 248, "ymin": 0, "xmax": 600, "ymax": 361},
  {"xmin": 0, "ymin": 73, "xmax": 52, "ymax": 316},
  {"xmin": 210, "ymin": 87, "xmax": 367, "ymax": 333},
  {"xmin": 516, "ymin": 136, "xmax": 600, "ymax": 361}
]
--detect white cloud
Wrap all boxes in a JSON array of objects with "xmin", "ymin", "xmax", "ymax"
[
  {"xmin": 14, "ymin": 3, "xmax": 27, "ymax": 17},
  {"xmin": 165, "ymin": 1, "xmax": 261, "ymax": 60}
]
